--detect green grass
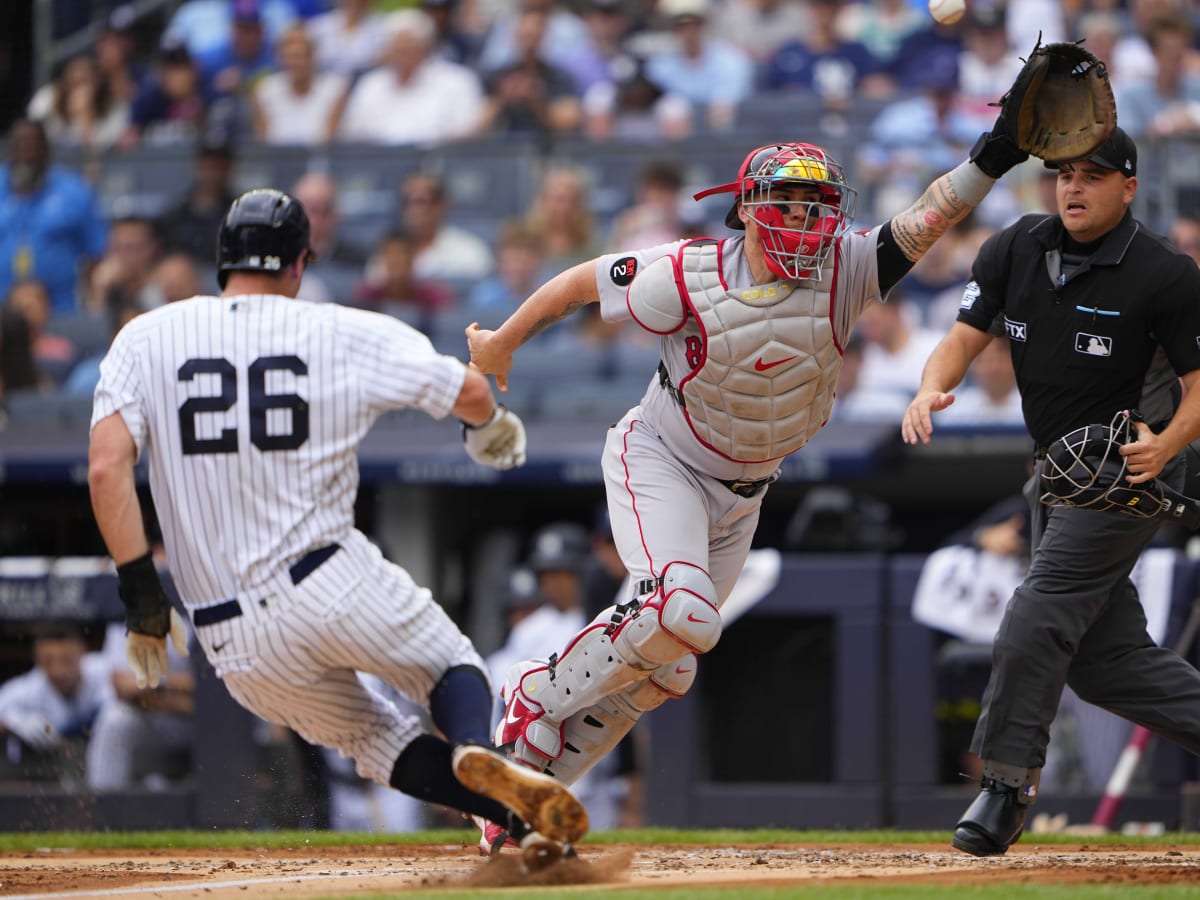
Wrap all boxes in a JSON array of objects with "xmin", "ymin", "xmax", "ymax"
[{"xmin": 2, "ymin": 827, "xmax": 1200, "ymax": 851}]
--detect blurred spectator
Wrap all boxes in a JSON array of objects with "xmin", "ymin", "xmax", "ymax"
[
  {"xmin": 307, "ymin": 0, "xmax": 387, "ymax": 76},
  {"xmin": 887, "ymin": 17, "xmax": 963, "ymax": 93},
  {"xmin": 95, "ymin": 4, "xmax": 144, "ymax": 105},
  {"xmin": 713, "ymin": 0, "xmax": 811, "ymax": 66},
  {"xmin": 0, "ymin": 623, "xmax": 113, "ymax": 786},
  {"xmin": 352, "ymin": 231, "xmax": 455, "ymax": 317},
  {"xmin": 124, "ymin": 36, "xmax": 214, "ymax": 149},
  {"xmin": 334, "ymin": 8, "xmax": 485, "ymax": 144},
  {"xmin": 152, "ymin": 253, "xmax": 205, "ymax": 304},
  {"xmin": 1076, "ymin": 12, "xmax": 1124, "ymax": 91},
  {"xmin": 1114, "ymin": 13, "xmax": 1200, "ymax": 139},
  {"xmin": 0, "ymin": 305, "xmax": 46, "ymax": 406},
  {"xmin": 475, "ymin": 5, "xmax": 583, "ymax": 137},
  {"xmin": 1005, "ymin": 0, "xmax": 1067, "ymax": 50},
  {"xmin": 421, "ymin": 0, "xmax": 482, "ymax": 66},
  {"xmin": 838, "ymin": 0, "xmax": 926, "ymax": 69},
  {"xmin": 26, "ymin": 53, "xmax": 131, "ymax": 153},
  {"xmin": 160, "ymin": 139, "xmax": 238, "ymax": 269},
  {"xmin": 581, "ymin": 52, "xmax": 694, "ymax": 141},
  {"xmin": 1170, "ymin": 211, "xmax": 1200, "ymax": 266},
  {"xmin": 937, "ymin": 335, "xmax": 1025, "ymax": 426},
  {"xmin": 291, "ymin": 171, "xmax": 368, "ymax": 301},
  {"xmin": 85, "ymin": 217, "xmax": 164, "ymax": 316},
  {"xmin": 86, "ymin": 619, "xmax": 195, "ymax": 791},
  {"xmin": 195, "ymin": 0, "xmax": 278, "ymax": 139},
  {"xmin": 165, "ymin": 0, "xmax": 300, "ymax": 59},
  {"xmin": 854, "ymin": 288, "xmax": 943, "ymax": 402},
  {"xmin": 252, "ymin": 24, "xmax": 348, "ymax": 146},
  {"xmin": 643, "ymin": 0, "xmax": 754, "ymax": 133},
  {"xmin": 477, "ymin": 0, "xmax": 591, "ymax": 75},
  {"xmin": 7, "ymin": 280, "xmax": 80, "ymax": 387},
  {"xmin": 826, "ymin": 332, "xmax": 910, "ymax": 424},
  {"xmin": 0, "ymin": 119, "xmax": 107, "ymax": 315},
  {"xmin": 465, "ymin": 219, "xmax": 546, "ymax": 315},
  {"xmin": 555, "ymin": 0, "xmax": 636, "ymax": 95},
  {"xmin": 398, "ymin": 171, "xmax": 494, "ymax": 281},
  {"xmin": 1112, "ymin": 0, "xmax": 1186, "ymax": 91},
  {"xmin": 957, "ymin": 4, "xmax": 1024, "ymax": 113},
  {"xmin": 608, "ymin": 158, "xmax": 688, "ymax": 248},
  {"xmin": 523, "ymin": 164, "xmax": 599, "ymax": 279},
  {"xmin": 762, "ymin": 0, "xmax": 891, "ymax": 103}
]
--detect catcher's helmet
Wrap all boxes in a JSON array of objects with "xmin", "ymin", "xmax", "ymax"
[
  {"xmin": 217, "ymin": 188, "xmax": 316, "ymax": 288},
  {"xmin": 1040, "ymin": 411, "xmax": 1200, "ymax": 528},
  {"xmin": 693, "ymin": 142, "xmax": 857, "ymax": 281}
]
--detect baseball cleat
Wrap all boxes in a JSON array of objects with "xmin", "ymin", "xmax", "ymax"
[
  {"xmin": 452, "ymin": 744, "xmax": 588, "ymax": 844},
  {"xmin": 471, "ymin": 815, "xmax": 517, "ymax": 856}
]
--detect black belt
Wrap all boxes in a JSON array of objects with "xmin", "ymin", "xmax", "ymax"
[
  {"xmin": 718, "ymin": 477, "xmax": 774, "ymax": 498},
  {"xmin": 192, "ymin": 544, "xmax": 341, "ymax": 627}
]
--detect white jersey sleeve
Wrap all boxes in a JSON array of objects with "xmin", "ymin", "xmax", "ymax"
[
  {"xmin": 831, "ymin": 225, "xmax": 887, "ymax": 343},
  {"xmin": 593, "ymin": 240, "xmax": 688, "ymax": 325}
]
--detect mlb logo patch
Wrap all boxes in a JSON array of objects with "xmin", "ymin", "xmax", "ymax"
[
  {"xmin": 1076, "ymin": 333, "xmax": 1112, "ymax": 356},
  {"xmin": 959, "ymin": 281, "xmax": 981, "ymax": 310}
]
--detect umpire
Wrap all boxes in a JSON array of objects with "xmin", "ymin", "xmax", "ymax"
[{"xmin": 903, "ymin": 126, "xmax": 1200, "ymax": 856}]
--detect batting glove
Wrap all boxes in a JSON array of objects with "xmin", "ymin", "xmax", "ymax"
[
  {"xmin": 117, "ymin": 552, "xmax": 190, "ymax": 689},
  {"xmin": 462, "ymin": 406, "xmax": 527, "ymax": 470},
  {"xmin": 126, "ymin": 608, "xmax": 189, "ymax": 690}
]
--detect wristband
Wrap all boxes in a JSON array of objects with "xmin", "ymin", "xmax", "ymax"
[
  {"xmin": 949, "ymin": 160, "xmax": 996, "ymax": 208},
  {"xmin": 117, "ymin": 552, "xmax": 171, "ymax": 637},
  {"xmin": 460, "ymin": 406, "xmax": 502, "ymax": 431}
]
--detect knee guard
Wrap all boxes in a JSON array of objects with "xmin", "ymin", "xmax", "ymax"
[
  {"xmin": 521, "ymin": 655, "xmax": 700, "ymax": 783},
  {"xmin": 612, "ymin": 562, "xmax": 721, "ymax": 667}
]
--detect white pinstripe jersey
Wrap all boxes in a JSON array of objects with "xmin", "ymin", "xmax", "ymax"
[{"xmin": 91, "ymin": 293, "xmax": 465, "ymax": 609}]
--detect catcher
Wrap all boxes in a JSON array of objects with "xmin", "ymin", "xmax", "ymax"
[
  {"xmin": 464, "ymin": 40, "xmax": 1108, "ymax": 856},
  {"xmin": 903, "ymin": 116, "xmax": 1200, "ymax": 856}
]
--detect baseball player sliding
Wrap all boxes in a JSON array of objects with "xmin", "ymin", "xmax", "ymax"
[
  {"xmin": 86, "ymin": 189, "xmax": 586, "ymax": 867},
  {"xmin": 466, "ymin": 83, "xmax": 1040, "ymax": 849}
]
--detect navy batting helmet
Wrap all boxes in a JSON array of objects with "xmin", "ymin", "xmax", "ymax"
[
  {"xmin": 217, "ymin": 188, "xmax": 316, "ymax": 288},
  {"xmin": 527, "ymin": 522, "xmax": 589, "ymax": 573}
]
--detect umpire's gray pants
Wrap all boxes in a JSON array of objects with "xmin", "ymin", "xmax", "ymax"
[{"xmin": 972, "ymin": 459, "xmax": 1200, "ymax": 769}]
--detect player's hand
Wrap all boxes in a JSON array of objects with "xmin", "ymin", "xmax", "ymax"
[
  {"xmin": 1119, "ymin": 418, "xmax": 1170, "ymax": 484},
  {"xmin": 901, "ymin": 391, "xmax": 956, "ymax": 445},
  {"xmin": 462, "ymin": 405, "xmax": 527, "ymax": 470},
  {"xmin": 126, "ymin": 607, "xmax": 189, "ymax": 690},
  {"xmin": 465, "ymin": 322, "xmax": 512, "ymax": 393},
  {"xmin": 3, "ymin": 710, "xmax": 60, "ymax": 751}
]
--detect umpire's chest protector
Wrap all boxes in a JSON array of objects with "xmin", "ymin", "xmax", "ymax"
[{"xmin": 632, "ymin": 240, "xmax": 843, "ymax": 463}]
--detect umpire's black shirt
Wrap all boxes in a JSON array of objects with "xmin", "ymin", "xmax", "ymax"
[{"xmin": 956, "ymin": 210, "xmax": 1200, "ymax": 448}]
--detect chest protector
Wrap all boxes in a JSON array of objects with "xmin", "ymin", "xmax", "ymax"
[{"xmin": 671, "ymin": 240, "xmax": 843, "ymax": 462}]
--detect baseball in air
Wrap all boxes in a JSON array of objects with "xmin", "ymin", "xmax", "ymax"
[{"xmin": 928, "ymin": 0, "xmax": 966, "ymax": 25}]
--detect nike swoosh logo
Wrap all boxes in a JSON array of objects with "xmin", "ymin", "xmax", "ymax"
[
  {"xmin": 686, "ymin": 613, "xmax": 709, "ymax": 623},
  {"xmin": 754, "ymin": 355, "xmax": 797, "ymax": 372},
  {"xmin": 674, "ymin": 665, "xmax": 692, "ymax": 675},
  {"xmin": 213, "ymin": 640, "xmax": 229, "ymax": 653},
  {"xmin": 505, "ymin": 702, "xmax": 527, "ymax": 727}
]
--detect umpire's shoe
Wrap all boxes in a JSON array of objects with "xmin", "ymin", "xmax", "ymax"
[
  {"xmin": 952, "ymin": 776, "xmax": 1032, "ymax": 856},
  {"xmin": 452, "ymin": 745, "xmax": 589, "ymax": 845}
]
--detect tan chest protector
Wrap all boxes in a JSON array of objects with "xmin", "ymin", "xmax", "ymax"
[{"xmin": 644, "ymin": 240, "xmax": 844, "ymax": 462}]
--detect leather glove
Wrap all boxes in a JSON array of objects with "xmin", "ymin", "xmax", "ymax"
[
  {"xmin": 461, "ymin": 405, "xmax": 527, "ymax": 470},
  {"xmin": 126, "ymin": 607, "xmax": 189, "ymax": 690}
]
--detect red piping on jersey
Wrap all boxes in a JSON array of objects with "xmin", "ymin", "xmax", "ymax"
[{"xmin": 619, "ymin": 416, "xmax": 659, "ymax": 587}]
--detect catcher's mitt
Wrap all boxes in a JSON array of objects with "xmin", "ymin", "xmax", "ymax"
[{"xmin": 997, "ymin": 38, "xmax": 1116, "ymax": 164}]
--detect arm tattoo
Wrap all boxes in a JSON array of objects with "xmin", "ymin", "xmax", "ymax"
[
  {"xmin": 520, "ymin": 299, "xmax": 588, "ymax": 344},
  {"xmin": 890, "ymin": 175, "xmax": 974, "ymax": 262}
]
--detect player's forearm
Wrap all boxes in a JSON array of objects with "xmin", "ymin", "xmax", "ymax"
[
  {"xmin": 1159, "ymin": 371, "xmax": 1200, "ymax": 459},
  {"xmin": 493, "ymin": 261, "xmax": 599, "ymax": 353},
  {"xmin": 88, "ymin": 417, "xmax": 150, "ymax": 566},
  {"xmin": 917, "ymin": 326, "xmax": 986, "ymax": 395},
  {"xmin": 890, "ymin": 162, "xmax": 995, "ymax": 262}
]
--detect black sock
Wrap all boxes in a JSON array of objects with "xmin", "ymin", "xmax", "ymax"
[
  {"xmin": 389, "ymin": 733, "xmax": 512, "ymax": 825},
  {"xmin": 429, "ymin": 664, "xmax": 493, "ymax": 747}
]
